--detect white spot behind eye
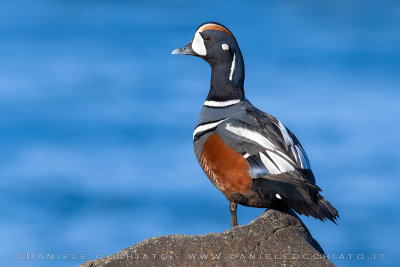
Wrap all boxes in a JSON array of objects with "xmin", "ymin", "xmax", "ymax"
[
  {"xmin": 222, "ymin": 44, "xmax": 229, "ymax": 50},
  {"xmin": 276, "ymin": 194, "xmax": 282, "ymax": 199}
]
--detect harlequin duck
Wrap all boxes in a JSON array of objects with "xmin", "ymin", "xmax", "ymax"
[{"xmin": 172, "ymin": 22, "xmax": 338, "ymax": 227}]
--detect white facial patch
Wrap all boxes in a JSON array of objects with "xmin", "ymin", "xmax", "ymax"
[
  {"xmin": 276, "ymin": 194, "xmax": 282, "ymax": 199},
  {"xmin": 221, "ymin": 43, "xmax": 229, "ymax": 50},
  {"xmin": 192, "ymin": 31, "xmax": 207, "ymax": 56}
]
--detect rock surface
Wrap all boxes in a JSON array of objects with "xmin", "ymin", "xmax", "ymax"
[{"xmin": 80, "ymin": 209, "xmax": 334, "ymax": 267}]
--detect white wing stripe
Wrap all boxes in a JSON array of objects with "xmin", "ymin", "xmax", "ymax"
[
  {"xmin": 277, "ymin": 120, "xmax": 294, "ymax": 146},
  {"xmin": 290, "ymin": 146, "xmax": 298, "ymax": 162},
  {"xmin": 276, "ymin": 150, "xmax": 295, "ymax": 164},
  {"xmin": 225, "ymin": 123, "xmax": 276, "ymax": 150},
  {"xmin": 266, "ymin": 151, "xmax": 295, "ymax": 172},
  {"xmin": 259, "ymin": 152, "xmax": 280, "ymax": 174},
  {"xmin": 295, "ymin": 145, "xmax": 310, "ymax": 169}
]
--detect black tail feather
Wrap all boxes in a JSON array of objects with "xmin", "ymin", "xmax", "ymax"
[
  {"xmin": 317, "ymin": 195, "xmax": 339, "ymax": 224},
  {"xmin": 285, "ymin": 192, "xmax": 339, "ymax": 224},
  {"xmin": 253, "ymin": 177, "xmax": 339, "ymax": 223}
]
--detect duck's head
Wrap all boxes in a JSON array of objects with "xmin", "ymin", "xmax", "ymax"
[
  {"xmin": 172, "ymin": 22, "xmax": 245, "ymax": 100},
  {"xmin": 172, "ymin": 22, "xmax": 239, "ymax": 60}
]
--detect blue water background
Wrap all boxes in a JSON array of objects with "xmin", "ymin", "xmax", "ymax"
[{"xmin": 1, "ymin": 0, "xmax": 399, "ymax": 266}]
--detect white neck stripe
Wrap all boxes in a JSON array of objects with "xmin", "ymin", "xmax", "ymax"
[
  {"xmin": 204, "ymin": 99, "xmax": 241, "ymax": 107},
  {"xmin": 229, "ymin": 53, "xmax": 236, "ymax": 81}
]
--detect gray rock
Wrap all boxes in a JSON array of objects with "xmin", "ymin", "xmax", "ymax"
[{"xmin": 80, "ymin": 209, "xmax": 335, "ymax": 267}]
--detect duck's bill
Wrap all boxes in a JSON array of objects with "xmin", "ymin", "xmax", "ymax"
[{"xmin": 171, "ymin": 43, "xmax": 195, "ymax": 55}]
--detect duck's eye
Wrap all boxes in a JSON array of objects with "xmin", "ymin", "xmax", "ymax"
[{"xmin": 203, "ymin": 35, "xmax": 211, "ymax": 41}]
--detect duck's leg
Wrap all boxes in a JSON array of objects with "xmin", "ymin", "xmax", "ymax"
[{"xmin": 229, "ymin": 202, "xmax": 238, "ymax": 227}]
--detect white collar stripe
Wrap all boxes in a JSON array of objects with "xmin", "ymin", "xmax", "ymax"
[{"xmin": 204, "ymin": 99, "xmax": 241, "ymax": 107}]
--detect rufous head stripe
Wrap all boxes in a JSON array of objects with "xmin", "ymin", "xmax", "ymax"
[{"xmin": 199, "ymin": 24, "xmax": 233, "ymax": 37}]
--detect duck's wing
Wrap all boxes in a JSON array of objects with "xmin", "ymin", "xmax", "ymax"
[
  {"xmin": 211, "ymin": 103, "xmax": 338, "ymax": 222},
  {"xmin": 214, "ymin": 104, "xmax": 315, "ymax": 187}
]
